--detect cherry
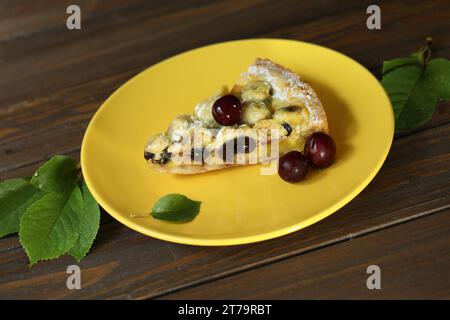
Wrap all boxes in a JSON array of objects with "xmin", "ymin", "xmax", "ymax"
[
  {"xmin": 212, "ymin": 95, "xmax": 242, "ymax": 126},
  {"xmin": 278, "ymin": 151, "xmax": 309, "ymax": 183},
  {"xmin": 144, "ymin": 151, "xmax": 154, "ymax": 160},
  {"xmin": 304, "ymin": 132, "xmax": 336, "ymax": 168},
  {"xmin": 218, "ymin": 136, "xmax": 256, "ymax": 162},
  {"xmin": 190, "ymin": 148, "xmax": 205, "ymax": 164}
]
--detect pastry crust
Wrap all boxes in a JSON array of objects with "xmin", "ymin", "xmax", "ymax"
[
  {"xmin": 234, "ymin": 58, "xmax": 328, "ymax": 133},
  {"xmin": 145, "ymin": 58, "xmax": 328, "ymax": 174},
  {"xmin": 148, "ymin": 161, "xmax": 232, "ymax": 174}
]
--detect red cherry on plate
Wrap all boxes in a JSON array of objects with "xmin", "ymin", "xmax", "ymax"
[
  {"xmin": 212, "ymin": 95, "xmax": 242, "ymax": 126},
  {"xmin": 304, "ymin": 132, "xmax": 336, "ymax": 168},
  {"xmin": 278, "ymin": 151, "xmax": 309, "ymax": 183}
]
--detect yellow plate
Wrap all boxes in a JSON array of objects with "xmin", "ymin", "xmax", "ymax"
[{"xmin": 81, "ymin": 39, "xmax": 394, "ymax": 246}]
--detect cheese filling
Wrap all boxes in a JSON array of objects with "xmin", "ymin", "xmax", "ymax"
[{"xmin": 144, "ymin": 81, "xmax": 310, "ymax": 166}]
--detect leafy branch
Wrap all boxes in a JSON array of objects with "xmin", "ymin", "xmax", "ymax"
[
  {"xmin": 381, "ymin": 38, "xmax": 450, "ymax": 134},
  {"xmin": 0, "ymin": 156, "xmax": 100, "ymax": 265}
]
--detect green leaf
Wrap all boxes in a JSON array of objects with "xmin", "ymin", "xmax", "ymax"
[
  {"xmin": 381, "ymin": 55, "xmax": 450, "ymax": 133},
  {"xmin": 69, "ymin": 182, "xmax": 100, "ymax": 262},
  {"xmin": 0, "ymin": 179, "xmax": 45, "ymax": 238},
  {"xmin": 19, "ymin": 186, "xmax": 83, "ymax": 265},
  {"xmin": 381, "ymin": 63, "xmax": 423, "ymax": 123},
  {"xmin": 423, "ymin": 59, "xmax": 450, "ymax": 99},
  {"xmin": 30, "ymin": 155, "xmax": 78, "ymax": 193},
  {"xmin": 151, "ymin": 193, "xmax": 201, "ymax": 223},
  {"xmin": 382, "ymin": 57, "xmax": 418, "ymax": 75}
]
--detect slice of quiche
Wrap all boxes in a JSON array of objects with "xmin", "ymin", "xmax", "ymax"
[{"xmin": 144, "ymin": 58, "xmax": 328, "ymax": 174}]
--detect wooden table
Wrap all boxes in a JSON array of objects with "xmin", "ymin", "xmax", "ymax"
[{"xmin": 1, "ymin": 0, "xmax": 449, "ymax": 299}]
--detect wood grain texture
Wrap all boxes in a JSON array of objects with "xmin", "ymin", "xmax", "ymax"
[
  {"xmin": 0, "ymin": 122, "xmax": 448, "ymax": 299},
  {"xmin": 162, "ymin": 209, "xmax": 450, "ymax": 299},
  {"xmin": 0, "ymin": 0, "xmax": 449, "ymax": 299}
]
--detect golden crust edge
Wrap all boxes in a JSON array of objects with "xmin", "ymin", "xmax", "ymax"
[{"xmin": 147, "ymin": 161, "xmax": 235, "ymax": 174}]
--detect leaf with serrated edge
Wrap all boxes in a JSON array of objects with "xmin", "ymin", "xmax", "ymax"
[
  {"xmin": 381, "ymin": 57, "xmax": 450, "ymax": 133},
  {"xmin": 30, "ymin": 155, "xmax": 78, "ymax": 193},
  {"xmin": 19, "ymin": 186, "xmax": 83, "ymax": 265},
  {"xmin": 0, "ymin": 179, "xmax": 45, "ymax": 238},
  {"xmin": 69, "ymin": 182, "xmax": 100, "ymax": 262}
]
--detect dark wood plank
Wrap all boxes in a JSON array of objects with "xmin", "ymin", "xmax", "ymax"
[
  {"xmin": 1, "ymin": 0, "xmax": 450, "ymax": 175},
  {"xmin": 0, "ymin": 0, "xmax": 364, "ymax": 103},
  {"xmin": 265, "ymin": 0, "xmax": 450, "ymax": 68},
  {"xmin": 0, "ymin": 123, "xmax": 448, "ymax": 299},
  {"xmin": 0, "ymin": 0, "xmax": 150, "ymax": 43},
  {"xmin": 0, "ymin": 68, "xmax": 139, "ymax": 176},
  {"xmin": 162, "ymin": 209, "xmax": 450, "ymax": 299}
]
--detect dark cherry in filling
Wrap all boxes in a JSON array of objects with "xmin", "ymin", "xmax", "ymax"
[
  {"xmin": 159, "ymin": 149, "xmax": 171, "ymax": 164},
  {"xmin": 212, "ymin": 95, "xmax": 242, "ymax": 126},
  {"xmin": 144, "ymin": 151, "xmax": 155, "ymax": 160},
  {"xmin": 281, "ymin": 122, "xmax": 292, "ymax": 136},
  {"xmin": 190, "ymin": 148, "xmax": 205, "ymax": 163},
  {"xmin": 281, "ymin": 106, "xmax": 299, "ymax": 112},
  {"xmin": 235, "ymin": 136, "xmax": 256, "ymax": 154},
  {"xmin": 219, "ymin": 136, "xmax": 256, "ymax": 162}
]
